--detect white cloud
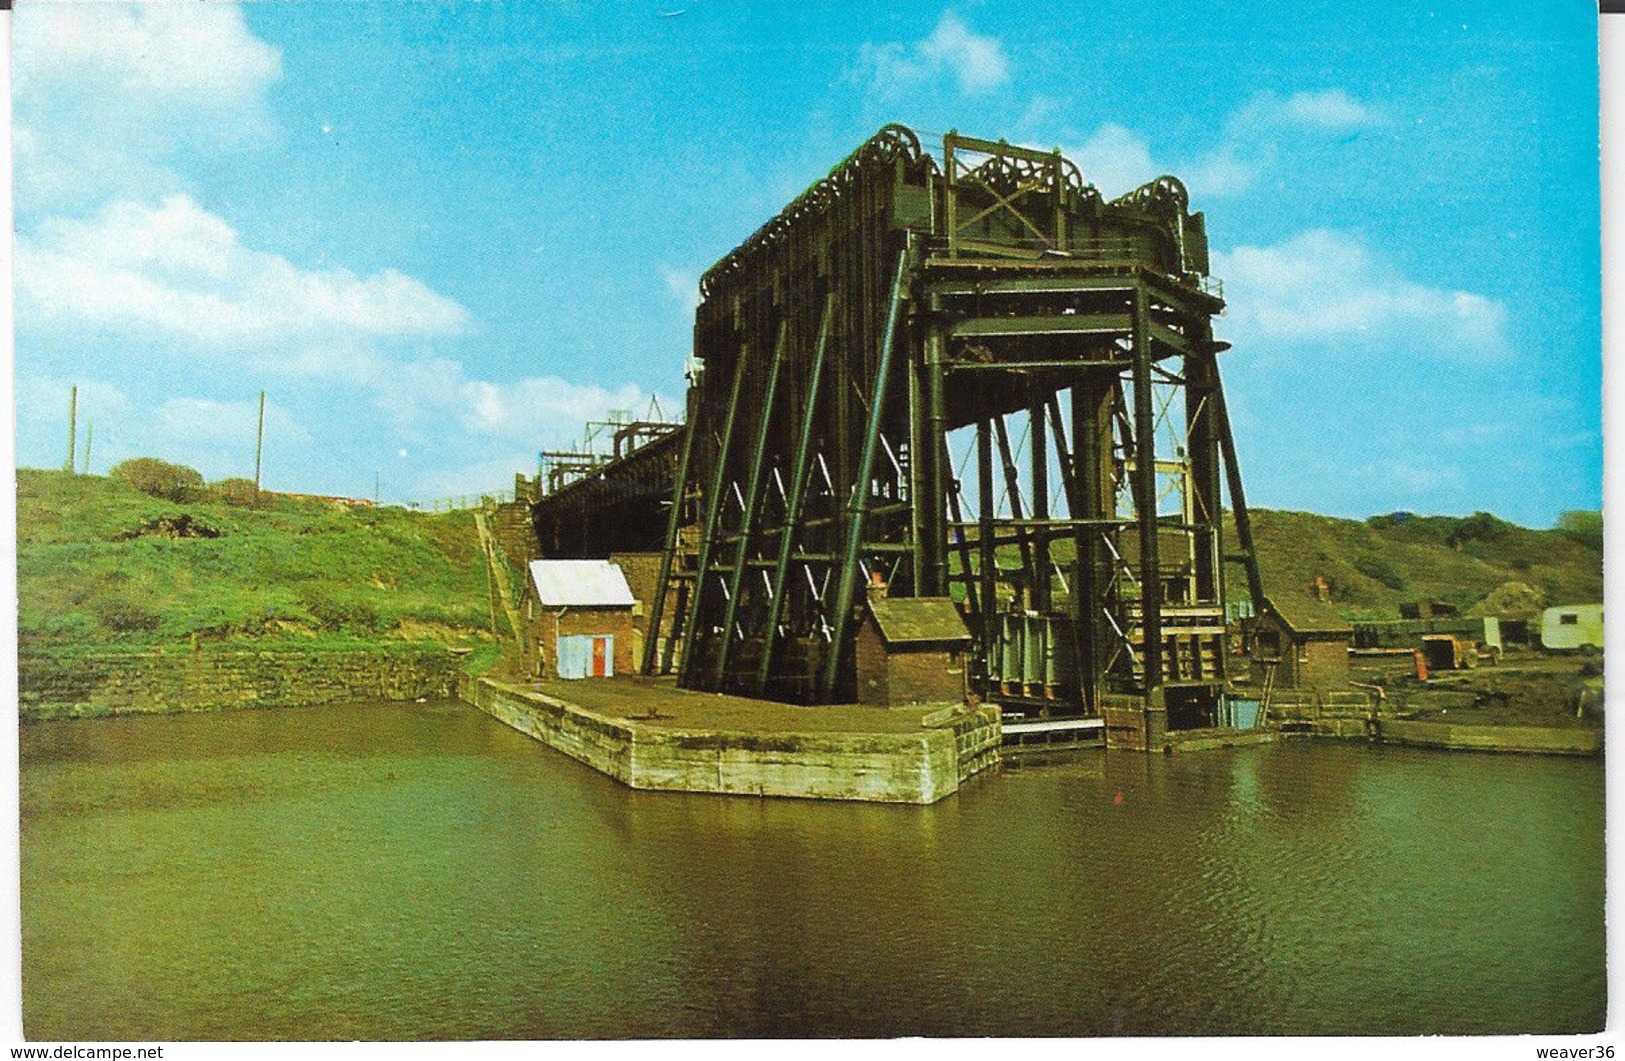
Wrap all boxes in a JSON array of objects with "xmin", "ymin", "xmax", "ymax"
[
  {"xmin": 1068, "ymin": 122, "xmax": 1272, "ymax": 200},
  {"xmin": 378, "ymin": 356, "xmax": 675, "ymax": 449},
  {"xmin": 1065, "ymin": 88, "xmax": 1380, "ymax": 201},
  {"xmin": 659, "ymin": 264, "xmax": 701, "ymax": 312},
  {"xmin": 374, "ymin": 357, "xmax": 681, "ymax": 500},
  {"xmin": 853, "ymin": 11, "xmax": 1009, "ymax": 98},
  {"xmin": 9, "ymin": 4, "xmax": 676, "ymax": 504},
  {"xmin": 152, "ymin": 397, "xmax": 312, "ymax": 451},
  {"xmin": 1278, "ymin": 89, "xmax": 1382, "ymax": 130},
  {"xmin": 918, "ymin": 12, "xmax": 1009, "ymax": 94},
  {"xmin": 407, "ymin": 452, "xmax": 549, "ymax": 503},
  {"xmin": 853, "ymin": 41, "xmax": 924, "ymax": 96},
  {"xmin": 16, "ymin": 196, "xmax": 470, "ymax": 354},
  {"xmin": 1211, "ymin": 229, "xmax": 1510, "ymax": 358},
  {"xmin": 1227, "ymin": 90, "xmax": 1382, "ymax": 137},
  {"xmin": 1067, "ymin": 123, "xmax": 1161, "ymax": 199},
  {"xmin": 14, "ymin": 4, "xmax": 283, "ymax": 212},
  {"xmin": 1181, "ymin": 143, "xmax": 1275, "ymax": 199},
  {"xmin": 12, "ymin": 375, "xmax": 311, "ymax": 481},
  {"xmin": 16, "ymin": 3, "xmax": 280, "ymax": 102},
  {"xmin": 13, "ymin": 375, "xmax": 134, "ymax": 471}
]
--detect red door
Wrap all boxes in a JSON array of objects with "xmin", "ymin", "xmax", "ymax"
[{"xmin": 591, "ymin": 637, "xmax": 608, "ymax": 677}]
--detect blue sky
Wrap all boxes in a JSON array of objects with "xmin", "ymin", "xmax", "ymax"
[{"xmin": 10, "ymin": 0, "xmax": 1601, "ymax": 525}]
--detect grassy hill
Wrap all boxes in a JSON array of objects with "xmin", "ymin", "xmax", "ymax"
[
  {"xmin": 15, "ymin": 466, "xmax": 1602, "ymax": 654},
  {"xmin": 1235, "ymin": 508, "xmax": 1603, "ymax": 620},
  {"xmin": 16, "ymin": 467, "xmax": 497, "ymax": 653}
]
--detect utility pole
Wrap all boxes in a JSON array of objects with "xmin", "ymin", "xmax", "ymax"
[
  {"xmin": 82, "ymin": 422, "xmax": 93, "ymax": 475},
  {"xmin": 65, "ymin": 386, "xmax": 77, "ymax": 473},
  {"xmin": 254, "ymin": 390, "xmax": 266, "ymax": 491}
]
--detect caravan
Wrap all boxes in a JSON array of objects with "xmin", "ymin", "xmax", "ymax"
[{"xmin": 1539, "ymin": 604, "xmax": 1603, "ymax": 652}]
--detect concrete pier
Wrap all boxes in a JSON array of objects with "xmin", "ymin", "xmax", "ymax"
[
  {"xmin": 1376, "ymin": 717, "xmax": 1602, "ymax": 756},
  {"xmin": 464, "ymin": 675, "xmax": 1001, "ymax": 803}
]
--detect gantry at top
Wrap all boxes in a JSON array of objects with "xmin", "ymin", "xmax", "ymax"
[{"xmin": 641, "ymin": 124, "xmax": 1264, "ymax": 721}]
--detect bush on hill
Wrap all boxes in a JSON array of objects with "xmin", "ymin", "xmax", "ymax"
[
  {"xmin": 211, "ymin": 477, "xmax": 262, "ymax": 507},
  {"xmin": 110, "ymin": 457, "xmax": 205, "ymax": 503},
  {"xmin": 1445, "ymin": 511, "xmax": 1511, "ymax": 549},
  {"xmin": 1353, "ymin": 553, "xmax": 1406, "ymax": 591}
]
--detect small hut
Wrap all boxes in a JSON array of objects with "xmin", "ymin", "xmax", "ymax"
[
  {"xmin": 1251, "ymin": 590, "xmax": 1353, "ymax": 691},
  {"xmin": 854, "ymin": 596, "xmax": 972, "ymax": 707},
  {"xmin": 522, "ymin": 560, "xmax": 636, "ymax": 679}
]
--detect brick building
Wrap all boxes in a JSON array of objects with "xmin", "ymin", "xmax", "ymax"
[
  {"xmin": 1251, "ymin": 589, "xmax": 1353, "ymax": 691},
  {"xmin": 522, "ymin": 560, "xmax": 636, "ymax": 679},
  {"xmin": 854, "ymin": 596, "xmax": 972, "ymax": 707},
  {"xmin": 608, "ymin": 551, "xmax": 663, "ymax": 662}
]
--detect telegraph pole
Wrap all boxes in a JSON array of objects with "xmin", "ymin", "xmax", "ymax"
[
  {"xmin": 254, "ymin": 391, "xmax": 266, "ymax": 491},
  {"xmin": 65, "ymin": 386, "xmax": 77, "ymax": 473}
]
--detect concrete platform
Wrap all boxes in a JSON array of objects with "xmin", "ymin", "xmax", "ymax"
[
  {"xmin": 1376, "ymin": 717, "xmax": 1602, "ymax": 756},
  {"xmin": 463, "ymin": 674, "xmax": 1001, "ymax": 803}
]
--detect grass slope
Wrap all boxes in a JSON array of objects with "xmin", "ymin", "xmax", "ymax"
[
  {"xmin": 1235, "ymin": 509, "xmax": 1603, "ymax": 620},
  {"xmin": 17, "ymin": 468, "xmax": 497, "ymax": 652},
  {"xmin": 17, "ymin": 467, "xmax": 1602, "ymax": 651}
]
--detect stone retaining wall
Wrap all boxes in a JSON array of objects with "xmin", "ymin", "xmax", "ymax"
[
  {"xmin": 19, "ymin": 645, "xmax": 462, "ymax": 720},
  {"xmin": 466, "ymin": 677, "xmax": 1001, "ymax": 803},
  {"xmin": 1377, "ymin": 717, "xmax": 1602, "ymax": 756}
]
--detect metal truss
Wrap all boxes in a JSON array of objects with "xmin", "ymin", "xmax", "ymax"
[{"xmin": 642, "ymin": 126, "xmax": 1264, "ymax": 717}]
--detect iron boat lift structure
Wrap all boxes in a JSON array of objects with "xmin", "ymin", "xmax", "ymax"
[{"xmin": 643, "ymin": 125, "xmax": 1265, "ymax": 727}]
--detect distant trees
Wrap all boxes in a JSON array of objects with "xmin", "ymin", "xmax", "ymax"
[
  {"xmin": 1366, "ymin": 510, "xmax": 1516, "ymax": 550},
  {"xmin": 1556, "ymin": 510, "xmax": 1603, "ymax": 553},
  {"xmin": 109, "ymin": 457, "xmax": 205, "ymax": 503},
  {"xmin": 1445, "ymin": 511, "xmax": 1510, "ymax": 549}
]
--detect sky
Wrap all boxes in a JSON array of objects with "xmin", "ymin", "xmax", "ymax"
[{"xmin": 8, "ymin": 0, "xmax": 1603, "ymax": 525}]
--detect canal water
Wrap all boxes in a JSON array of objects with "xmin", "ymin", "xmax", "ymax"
[{"xmin": 19, "ymin": 700, "xmax": 1604, "ymax": 1039}]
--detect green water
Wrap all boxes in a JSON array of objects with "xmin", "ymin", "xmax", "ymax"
[{"xmin": 19, "ymin": 701, "xmax": 1605, "ymax": 1039}]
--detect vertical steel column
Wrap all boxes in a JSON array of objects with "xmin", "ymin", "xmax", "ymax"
[
  {"xmin": 924, "ymin": 320, "xmax": 949, "ymax": 596},
  {"xmin": 1212, "ymin": 369, "xmax": 1266, "ymax": 611},
  {"xmin": 976, "ymin": 417, "xmax": 996, "ymax": 691},
  {"xmin": 1029, "ymin": 385, "xmax": 1050, "ymax": 613},
  {"xmin": 1047, "ymin": 395, "xmax": 1087, "ymax": 712},
  {"xmin": 992, "ymin": 418, "xmax": 1034, "ymax": 589},
  {"xmin": 1071, "ymin": 381, "xmax": 1111, "ymax": 714},
  {"xmin": 713, "ymin": 321, "xmax": 789, "ymax": 687},
  {"xmin": 817, "ymin": 249, "xmax": 910, "ymax": 701},
  {"xmin": 1132, "ymin": 285, "xmax": 1163, "ymax": 691},
  {"xmin": 755, "ymin": 296, "xmax": 835, "ymax": 695},
  {"xmin": 661, "ymin": 581, "xmax": 690, "ymax": 674},
  {"xmin": 1051, "ymin": 151, "xmax": 1067, "ymax": 249},
  {"xmin": 677, "ymin": 343, "xmax": 752, "ymax": 685},
  {"xmin": 941, "ymin": 434, "xmax": 975, "ymax": 616},
  {"xmin": 642, "ymin": 414, "xmax": 701, "ymax": 675},
  {"xmin": 1045, "ymin": 395, "xmax": 1078, "ymax": 512},
  {"xmin": 1186, "ymin": 338, "xmax": 1222, "ymax": 607},
  {"xmin": 907, "ymin": 316, "xmax": 926, "ymax": 595}
]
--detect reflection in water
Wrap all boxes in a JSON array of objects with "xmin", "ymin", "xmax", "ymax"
[{"xmin": 20, "ymin": 701, "xmax": 1604, "ymax": 1039}]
